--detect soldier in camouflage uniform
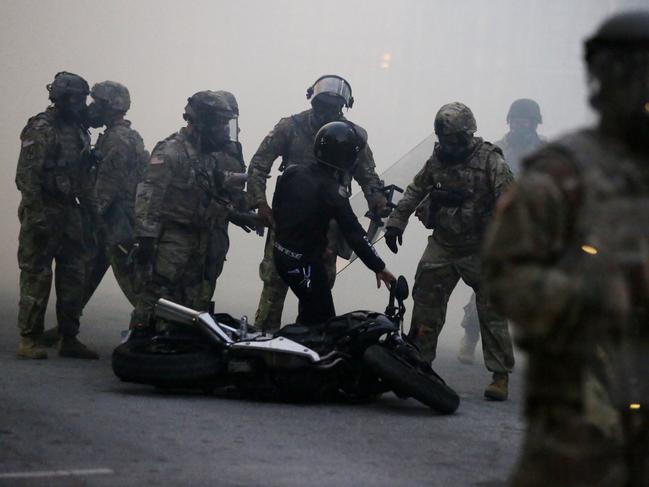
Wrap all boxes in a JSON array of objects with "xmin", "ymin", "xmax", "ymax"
[
  {"xmin": 385, "ymin": 102, "xmax": 515, "ymax": 400},
  {"xmin": 132, "ymin": 91, "xmax": 237, "ymax": 328},
  {"xmin": 204, "ymin": 90, "xmax": 255, "ymax": 301},
  {"xmin": 247, "ymin": 75, "xmax": 386, "ymax": 331},
  {"xmin": 484, "ymin": 12, "xmax": 649, "ymax": 486},
  {"xmin": 15, "ymin": 71, "xmax": 99, "ymax": 359},
  {"xmin": 457, "ymin": 99, "xmax": 546, "ymax": 364}
]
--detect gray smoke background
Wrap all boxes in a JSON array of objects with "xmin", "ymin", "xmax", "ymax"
[{"xmin": 0, "ymin": 0, "xmax": 645, "ymax": 345}]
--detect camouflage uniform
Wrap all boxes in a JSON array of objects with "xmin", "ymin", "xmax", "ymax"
[
  {"xmin": 133, "ymin": 127, "xmax": 229, "ymax": 324},
  {"xmin": 83, "ymin": 119, "xmax": 148, "ymax": 307},
  {"xmin": 16, "ymin": 107, "xmax": 91, "ymax": 338},
  {"xmin": 484, "ymin": 129, "xmax": 649, "ymax": 487},
  {"xmin": 387, "ymin": 138, "xmax": 515, "ymax": 374},
  {"xmin": 458, "ymin": 128, "xmax": 545, "ymax": 359},
  {"xmin": 247, "ymin": 109, "xmax": 383, "ymax": 330}
]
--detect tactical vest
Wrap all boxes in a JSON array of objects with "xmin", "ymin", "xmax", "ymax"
[
  {"xmin": 426, "ymin": 140, "xmax": 505, "ymax": 249},
  {"xmin": 24, "ymin": 110, "xmax": 90, "ymax": 203},
  {"xmin": 95, "ymin": 121, "xmax": 148, "ymax": 210},
  {"xmin": 153, "ymin": 131, "xmax": 224, "ymax": 229},
  {"xmin": 278, "ymin": 111, "xmax": 319, "ymax": 171}
]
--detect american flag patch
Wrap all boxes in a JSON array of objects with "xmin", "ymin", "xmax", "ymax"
[{"xmin": 150, "ymin": 156, "xmax": 164, "ymax": 165}]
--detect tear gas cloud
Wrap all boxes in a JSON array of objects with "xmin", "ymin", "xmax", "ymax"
[{"xmin": 0, "ymin": 0, "xmax": 644, "ymax": 344}]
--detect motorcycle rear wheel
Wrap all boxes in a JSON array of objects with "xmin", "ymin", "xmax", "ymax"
[
  {"xmin": 363, "ymin": 344, "xmax": 459, "ymax": 414},
  {"xmin": 112, "ymin": 337, "xmax": 224, "ymax": 389}
]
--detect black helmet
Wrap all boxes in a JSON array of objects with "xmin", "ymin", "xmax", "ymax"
[
  {"xmin": 314, "ymin": 121, "xmax": 367, "ymax": 173},
  {"xmin": 47, "ymin": 71, "xmax": 89, "ymax": 102},
  {"xmin": 585, "ymin": 10, "xmax": 649, "ymax": 61},
  {"xmin": 507, "ymin": 98, "xmax": 542, "ymax": 124},
  {"xmin": 307, "ymin": 75, "xmax": 354, "ymax": 108},
  {"xmin": 183, "ymin": 90, "xmax": 234, "ymax": 126}
]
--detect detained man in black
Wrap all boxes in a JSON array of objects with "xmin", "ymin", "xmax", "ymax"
[{"xmin": 272, "ymin": 121, "xmax": 395, "ymax": 325}]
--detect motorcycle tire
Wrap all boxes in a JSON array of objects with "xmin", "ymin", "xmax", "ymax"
[
  {"xmin": 363, "ymin": 344, "xmax": 459, "ymax": 414},
  {"xmin": 112, "ymin": 337, "xmax": 224, "ymax": 389}
]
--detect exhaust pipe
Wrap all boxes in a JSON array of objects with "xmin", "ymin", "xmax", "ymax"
[{"xmin": 154, "ymin": 299, "xmax": 233, "ymax": 345}]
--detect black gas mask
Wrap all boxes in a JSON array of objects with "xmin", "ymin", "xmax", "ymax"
[
  {"xmin": 311, "ymin": 96, "xmax": 345, "ymax": 128},
  {"xmin": 437, "ymin": 132, "xmax": 475, "ymax": 162},
  {"xmin": 56, "ymin": 94, "xmax": 88, "ymax": 123},
  {"xmin": 197, "ymin": 118, "xmax": 231, "ymax": 153},
  {"xmin": 85, "ymin": 99, "xmax": 111, "ymax": 128}
]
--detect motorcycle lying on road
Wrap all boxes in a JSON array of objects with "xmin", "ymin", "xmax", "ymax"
[{"xmin": 112, "ymin": 276, "xmax": 460, "ymax": 414}]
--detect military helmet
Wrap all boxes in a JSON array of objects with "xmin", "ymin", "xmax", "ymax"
[
  {"xmin": 47, "ymin": 71, "xmax": 89, "ymax": 102},
  {"xmin": 91, "ymin": 81, "xmax": 131, "ymax": 112},
  {"xmin": 307, "ymin": 75, "xmax": 354, "ymax": 108},
  {"xmin": 585, "ymin": 10, "xmax": 649, "ymax": 61},
  {"xmin": 507, "ymin": 98, "xmax": 542, "ymax": 123},
  {"xmin": 183, "ymin": 90, "xmax": 235, "ymax": 126},
  {"xmin": 434, "ymin": 102, "xmax": 477, "ymax": 136},
  {"xmin": 215, "ymin": 90, "xmax": 239, "ymax": 116},
  {"xmin": 314, "ymin": 120, "xmax": 367, "ymax": 173}
]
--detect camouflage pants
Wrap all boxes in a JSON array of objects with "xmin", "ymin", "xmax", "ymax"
[
  {"xmin": 460, "ymin": 293, "xmax": 480, "ymax": 344},
  {"xmin": 510, "ymin": 409, "xmax": 628, "ymax": 487},
  {"xmin": 17, "ymin": 203, "xmax": 87, "ymax": 338},
  {"xmin": 132, "ymin": 223, "xmax": 228, "ymax": 327},
  {"xmin": 83, "ymin": 243, "xmax": 138, "ymax": 308},
  {"xmin": 409, "ymin": 236, "xmax": 514, "ymax": 373},
  {"xmin": 254, "ymin": 229, "xmax": 336, "ymax": 332}
]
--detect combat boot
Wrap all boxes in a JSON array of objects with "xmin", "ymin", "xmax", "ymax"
[
  {"xmin": 457, "ymin": 334, "xmax": 478, "ymax": 365},
  {"xmin": 484, "ymin": 373, "xmax": 508, "ymax": 401},
  {"xmin": 39, "ymin": 327, "xmax": 60, "ymax": 347},
  {"xmin": 59, "ymin": 336, "xmax": 99, "ymax": 360},
  {"xmin": 17, "ymin": 337, "xmax": 48, "ymax": 359}
]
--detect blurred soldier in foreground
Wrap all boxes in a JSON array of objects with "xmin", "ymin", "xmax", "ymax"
[
  {"xmin": 15, "ymin": 71, "xmax": 99, "ymax": 359},
  {"xmin": 246, "ymin": 75, "xmax": 386, "ymax": 331},
  {"xmin": 457, "ymin": 98, "xmax": 546, "ymax": 364},
  {"xmin": 272, "ymin": 121, "xmax": 394, "ymax": 324},
  {"xmin": 132, "ymin": 91, "xmax": 237, "ymax": 329},
  {"xmin": 385, "ymin": 102, "xmax": 515, "ymax": 400},
  {"xmin": 484, "ymin": 11, "xmax": 649, "ymax": 486},
  {"xmin": 42, "ymin": 81, "xmax": 149, "ymax": 347}
]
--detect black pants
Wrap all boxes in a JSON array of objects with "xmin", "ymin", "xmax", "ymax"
[{"xmin": 273, "ymin": 250, "xmax": 335, "ymax": 325}]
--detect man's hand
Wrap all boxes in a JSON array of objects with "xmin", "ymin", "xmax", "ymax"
[
  {"xmin": 230, "ymin": 211, "xmax": 264, "ymax": 236},
  {"xmin": 376, "ymin": 268, "xmax": 396, "ymax": 289},
  {"xmin": 257, "ymin": 202, "xmax": 274, "ymax": 228},
  {"xmin": 384, "ymin": 226, "xmax": 403, "ymax": 254}
]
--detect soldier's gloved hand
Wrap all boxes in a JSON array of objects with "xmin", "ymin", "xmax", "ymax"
[
  {"xmin": 229, "ymin": 211, "xmax": 259, "ymax": 234},
  {"xmin": 384, "ymin": 226, "xmax": 403, "ymax": 254},
  {"xmin": 368, "ymin": 192, "xmax": 390, "ymax": 218},
  {"xmin": 135, "ymin": 237, "xmax": 156, "ymax": 265},
  {"xmin": 257, "ymin": 202, "xmax": 274, "ymax": 228}
]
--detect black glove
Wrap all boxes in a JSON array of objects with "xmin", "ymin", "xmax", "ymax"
[
  {"xmin": 229, "ymin": 211, "xmax": 264, "ymax": 236},
  {"xmin": 135, "ymin": 237, "xmax": 156, "ymax": 266},
  {"xmin": 384, "ymin": 226, "xmax": 403, "ymax": 254}
]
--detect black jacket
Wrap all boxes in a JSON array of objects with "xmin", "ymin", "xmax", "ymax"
[{"xmin": 272, "ymin": 164, "xmax": 385, "ymax": 273}]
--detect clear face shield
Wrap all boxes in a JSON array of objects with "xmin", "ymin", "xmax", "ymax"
[
  {"xmin": 310, "ymin": 76, "xmax": 353, "ymax": 108},
  {"xmin": 228, "ymin": 117, "xmax": 240, "ymax": 143}
]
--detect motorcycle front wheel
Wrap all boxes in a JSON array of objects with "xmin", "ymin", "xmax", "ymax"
[
  {"xmin": 112, "ymin": 337, "xmax": 225, "ymax": 390},
  {"xmin": 363, "ymin": 344, "xmax": 460, "ymax": 414}
]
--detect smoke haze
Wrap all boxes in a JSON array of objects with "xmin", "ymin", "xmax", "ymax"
[{"xmin": 0, "ymin": 0, "xmax": 645, "ymax": 344}]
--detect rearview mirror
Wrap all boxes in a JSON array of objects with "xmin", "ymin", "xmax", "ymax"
[{"xmin": 393, "ymin": 275, "xmax": 409, "ymax": 302}]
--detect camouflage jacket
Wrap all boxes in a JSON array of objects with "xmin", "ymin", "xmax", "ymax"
[
  {"xmin": 16, "ymin": 107, "xmax": 91, "ymax": 212},
  {"xmin": 246, "ymin": 109, "xmax": 383, "ymax": 209},
  {"xmin": 135, "ymin": 127, "xmax": 226, "ymax": 238},
  {"xmin": 387, "ymin": 138, "xmax": 513, "ymax": 251},
  {"xmin": 483, "ymin": 128, "xmax": 649, "ymax": 416},
  {"xmin": 93, "ymin": 119, "xmax": 148, "ymax": 245},
  {"xmin": 213, "ymin": 141, "xmax": 248, "ymax": 228},
  {"xmin": 495, "ymin": 131, "xmax": 545, "ymax": 176}
]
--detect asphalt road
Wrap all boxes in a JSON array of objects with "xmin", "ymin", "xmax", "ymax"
[{"xmin": 0, "ymin": 294, "xmax": 524, "ymax": 487}]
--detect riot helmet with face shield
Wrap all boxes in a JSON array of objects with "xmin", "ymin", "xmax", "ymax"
[
  {"xmin": 307, "ymin": 75, "xmax": 354, "ymax": 127},
  {"xmin": 183, "ymin": 90, "xmax": 235, "ymax": 152}
]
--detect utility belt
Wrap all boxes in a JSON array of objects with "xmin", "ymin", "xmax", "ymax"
[{"xmin": 273, "ymin": 242, "xmax": 303, "ymax": 260}]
